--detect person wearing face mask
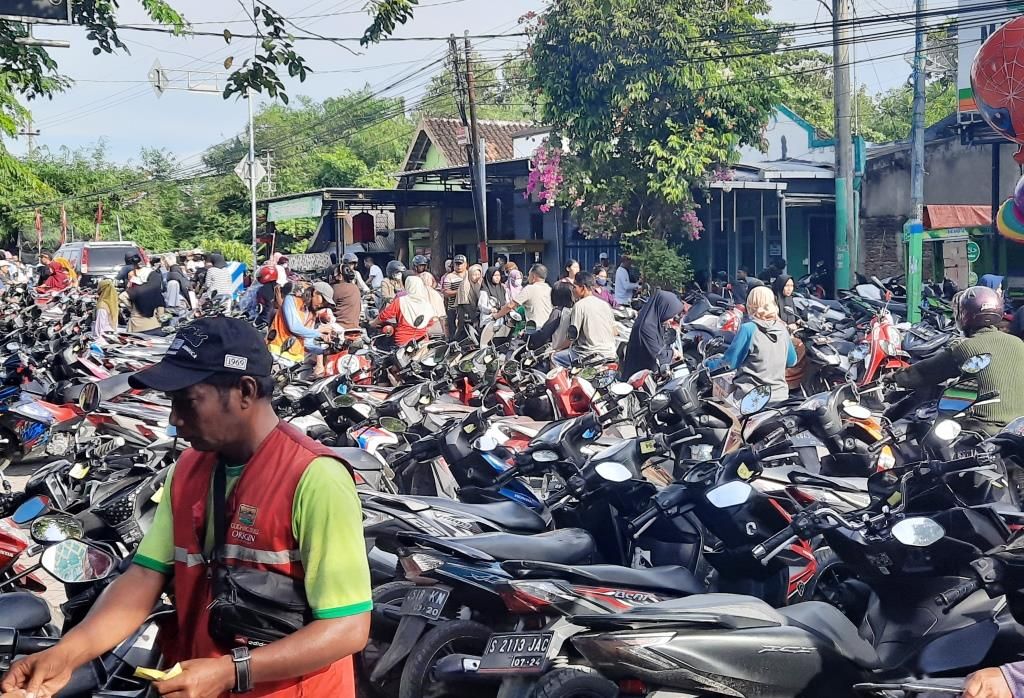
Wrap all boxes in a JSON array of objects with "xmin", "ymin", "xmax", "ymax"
[
  {"xmin": 380, "ymin": 261, "xmax": 406, "ymax": 303},
  {"xmin": 592, "ymin": 265, "xmax": 618, "ymax": 307}
]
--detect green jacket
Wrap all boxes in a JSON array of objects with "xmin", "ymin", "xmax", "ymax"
[{"xmin": 894, "ymin": 327, "xmax": 1024, "ymax": 436}]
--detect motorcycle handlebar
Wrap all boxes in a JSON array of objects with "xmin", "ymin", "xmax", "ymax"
[
  {"xmin": 935, "ymin": 579, "xmax": 981, "ymax": 612},
  {"xmin": 752, "ymin": 528, "xmax": 799, "ymax": 564},
  {"xmin": 929, "ymin": 453, "xmax": 995, "ymax": 476},
  {"xmin": 16, "ymin": 635, "xmax": 59, "ymax": 654},
  {"xmin": 698, "ymin": 414, "xmax": 730, "ymax": 429}
]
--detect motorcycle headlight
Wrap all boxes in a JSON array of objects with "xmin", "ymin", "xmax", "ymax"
[
  {"xmin": 933, "ymin": 419, "xmax": 962, "ymax": 443},
  {"xmin": 849, "ymin": 345, "xmax": 868, "ymax": 363},
  {"xmin": 649, "ymin": 392, "xmax": 671, "ymax": 414}
]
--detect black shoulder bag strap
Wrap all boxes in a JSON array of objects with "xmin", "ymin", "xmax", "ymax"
[{"xmin": 211, "ymin": 462, "xmax": 227, "ymax": 563}]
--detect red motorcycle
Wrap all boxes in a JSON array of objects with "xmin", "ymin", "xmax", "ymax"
[{"xmin": 848, "ymin": 305, "xmax": 910, "ymax": 386}]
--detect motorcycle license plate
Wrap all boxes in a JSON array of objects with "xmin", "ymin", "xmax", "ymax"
[
  {"xmin": 398, "ymin": 586, "xmax": 450, "ymax": 620},
  {"xmin": 477, "ymin": 632, "xmax": 553, "ymax": 674}
]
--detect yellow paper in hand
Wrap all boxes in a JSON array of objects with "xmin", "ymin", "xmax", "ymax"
[{"xmin": 133, "ymin": 663, "xmax": 183, "ymax": 681}]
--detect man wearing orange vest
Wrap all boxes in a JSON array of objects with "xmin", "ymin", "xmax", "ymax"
[{"xmin": 2, "ymin": 317, "xmax": 371, "ymax": 698}]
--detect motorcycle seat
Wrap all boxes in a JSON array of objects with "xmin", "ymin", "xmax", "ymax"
[
  {"xmin": 778, "ymin": 602, "xmax": 880, "ymax": 669},
  {"xmin": 564, "ymin": 564, "xmax": 704, "ymax": 595},
  {"xmin": 442, "ymin": 529, "xmax": 595, "ymax": 565},
  {"xmin": 0, "ymin": 592, "xmax": 51, "ymax": 631},
  {"xmin": 331, "ymin": 447, "xmax": 385, "ymax": 475},
  {"xmin": 411, "ymin": 497, "xmax": 547, "ymax": 534}
]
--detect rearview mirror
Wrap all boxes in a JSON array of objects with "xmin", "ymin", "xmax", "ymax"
[
  {"xmin": 78, "ymin": 382, "xmax": 100, "ymax": 413},
  {"xmin": 473, "ymin": 435, "xmax": 499, "ymax": 452},
  {"xmin": 40, "ymin": 539, "xmax": 116, "ymax": 583},
  {"xmin": 524, "ymin": 321, "xmax": 538, "ymax": 336},
  {"xmin": 739, "ymin": 385, "xmax": 772, "ymax": 415},
  {"xmin": 961, "ymin": 354, "xmax": 991, "ymax": 375},
  {"xmin": 379, "ymin": 417, "xmax": 408, "ymax": 434},
  {"xmin": 30, "ymin": 514, "xmax": 84, "ymax": 544},
  {"xmin": 842, "ymin": 402, "xmax": 871, "ymax": 420},
  {"xmin": 567, "ymin": 325, "xmax": 579, "ymax": 341},
  {"xmin": 608, "ymin": 382, "xmax": 633, "ymax": 398},
  {"xmin": 12, "ymin": 496, "xmax": 50, "ymax": 525},
  {"xmin": 282, "ymin": 337, "xmax": 296, "ymax": 352}
]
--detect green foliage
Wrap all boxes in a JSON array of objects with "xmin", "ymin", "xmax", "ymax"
[
  {"xmin": 361, "ymin": 0, "xmax": 420, "ymax": 46},
  {"xmin": 186, "ymin": 235, "xmax": 253, "ymax": 264},
  {"xmin": 416, "ymin": 54, "xmax": 535, "ymax": 121},
  {"xmin": 621, "ymin": 233, "xmax": 693, "ymax": 292},
  {"xmin": 530, "ymin": 0, "xmax": 783, "ymax": 242}
]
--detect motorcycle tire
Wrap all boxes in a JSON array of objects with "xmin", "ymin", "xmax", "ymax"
[
  {"xmin": 398, "ymin": 619, "xmax": 494, "ymax": 698},
  {"xmin": 358, "ymin": 581, "xmax": 416, "ymax": 698},
  {"xmin": 529, "ymin": 668, "xmax": 618, "ymax": 698},
  {"xmin": 807, "ymin": 546, "xmax": 869, "ymax": 623}
]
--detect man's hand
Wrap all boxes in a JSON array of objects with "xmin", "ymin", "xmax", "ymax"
[
  {"xmin": 1, "ymin": 646, "xmax": 75, "ymax": 697},
  {"xmin": 965, "ymin": 668, "xmax": 1012, "ymax": 698},
  {"xmin": 153, "ymin": 657, "xmax": 235, "ymax": 698}
]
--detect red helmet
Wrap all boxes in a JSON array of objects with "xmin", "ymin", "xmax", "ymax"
[
  {"xmin": 257, "ymin": 265, "xmax": 277, "ymax": 285},
  {"xmin": 953, "ymin": 285, "xmax": 1003, "ymax": 334}
]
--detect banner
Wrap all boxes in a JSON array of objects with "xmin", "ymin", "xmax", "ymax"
[{"xmin": 267, "ymin": 195, "xmax": 321, "ymax": 222}]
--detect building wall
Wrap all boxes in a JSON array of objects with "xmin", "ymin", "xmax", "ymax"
[
  {"xmin": 737, "ymin": 106, "xmax": 835, "ymax": 166},
  {"xmin": 860, "ymin": 138, "xmax": 1020, "ymax": 277}
]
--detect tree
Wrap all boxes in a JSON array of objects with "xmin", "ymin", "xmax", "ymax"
[
  {"xmin": 529, "ymin": 0, "xmax": 784, "ymax": 245},
  {"xmin": 415, "ymin": 53, "xmax": 535, "ymax": 121}
]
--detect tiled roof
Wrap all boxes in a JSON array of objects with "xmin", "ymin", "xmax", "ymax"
[{"xmin": 401, "ymin": 117, "xmax": 534, "ymax": 173}]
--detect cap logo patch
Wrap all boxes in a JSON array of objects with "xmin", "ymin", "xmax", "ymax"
[{"xmin": 224, "ymin": 355, "xmax": 248, "ymax": 371}]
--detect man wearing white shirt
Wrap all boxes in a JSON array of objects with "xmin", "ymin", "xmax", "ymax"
[
  {"xmin": 614, "ymin": 255, "xmax": 640, "ymax": 305},
  {"xmin": 365, "ymin": 256, "xmax": 384, "ymax": 290}
]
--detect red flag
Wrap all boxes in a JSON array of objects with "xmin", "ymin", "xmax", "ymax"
[
  {"xmin": 34, "ymin": 208, "xmax": 42, "ymax": 248},
  {"xmin": 59, "ymin": 204, "xmax": 67, "ymax": 246},
  {"xmin": 94, "ymin": 200, "xmax": 103, "ymax": 241}
]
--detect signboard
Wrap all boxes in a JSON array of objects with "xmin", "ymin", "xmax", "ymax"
[
  {"xmin": 234, "ymin": 156, "xmax": 266, "ymax": 188},
  {"xmin": 958, "ymin": 0, "xmax": 1023, "ymax": 123},
  {"xmin": 267, "ymin": 195, "xmax": 322, "ymax": 222},
  {"xmin": 966, "ymin": 240, "xmax": 982, "ymax": 262},
  {"xmin": 284, "ymin": 253, "xmax": 333, "ymax": 272},
  {"xmin": 0, "ymin": 0, "xmax": 71, "ymax": 24}
]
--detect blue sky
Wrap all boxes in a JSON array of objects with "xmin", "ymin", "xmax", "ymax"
[{"xmin": 10, "ymin": 0, "xmax": 927, "ymax": 164}]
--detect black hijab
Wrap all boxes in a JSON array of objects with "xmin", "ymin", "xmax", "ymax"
[
  {"xmin": 621, "ymin": 290, "xmax": 684, "ymax": 378},
  {"xmin": 128, "ymin": 270, "xmax": 165, "ymax": 318},
  {"xmin": 483, "ymin": 267, "xmax": 506, "ymax": 308},
  {"xmin": 773, "ymin": 274, "xmax": 797, "ymax": 323},
  {"xmin": 209, "ymin": 253, "xmax": 227, "ymax": 269},
  {"xmin": 166, "ymin": 264, "xmax": 192, "ymax": 308}
]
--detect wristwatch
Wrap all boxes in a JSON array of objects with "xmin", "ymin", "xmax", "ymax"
[{"xmin": 231, "ymin": 646, "xmax": 254, "ymax": 693}]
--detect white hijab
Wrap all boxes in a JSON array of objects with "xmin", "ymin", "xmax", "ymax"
[{"xmin": 399, "ymin": 276, "xmax": 434, "ymax": 329}]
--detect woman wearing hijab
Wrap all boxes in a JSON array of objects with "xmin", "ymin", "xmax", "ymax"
[
  {"xmin": 506, "ymin": 268, "xmax": 525, "ymax": 304},
  {"xmin": 39, "ymin": 261, "xmax": 71, "ymax": 292},
  {"xmin": 620, "ymin": 290, "xmax": 685, "ymax": 378},
  {"xmin": 163, "ymin": 254, "xmax": 192, "ymax": 312},
  {"xmin": 455, "ymin": 264, "xmax": 483, "ymax": 339},
  {"xmin": 773, "ymin": 274, "xmax": 798, "ymax": 329},
  {"xmin": 93, "ymin": 279, "xmax": 120, "ymax": 339},
  {"xmin": 479, "ymin": 266, "xmax": 507, "ymax": 323},
  {"xmin": 707, "ymin": 286, "xmax": 797, "ymax": 405},
  {"xmin": 529, "ymin": 282, "xmax": 575, "ymax": 351},
  {"xmin": 123, "ymin": 267, "xmax": 165, "ymax": 335},
  {"xmin": 373, "ymin": 275, "xmax": 434, "ymax": 346}
]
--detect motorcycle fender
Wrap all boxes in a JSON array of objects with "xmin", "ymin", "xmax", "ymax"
[{"xmin": 370, "ymin": 614, "xmax": 430, "ymax": 682}]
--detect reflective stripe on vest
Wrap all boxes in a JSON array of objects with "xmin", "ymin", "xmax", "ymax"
[
  {"xmin": 174, "ymin": 545, "xmax": 299, "ymax": 567},
  {"xmin": 222, "ymin": 544, "xmax": 301, "ymax": 565},
  {"xmin": 174, "ymin": 547, "xmax": 204, "ymax": 567}
]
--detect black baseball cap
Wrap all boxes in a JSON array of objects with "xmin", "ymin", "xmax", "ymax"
[{"xmin": 128, "ymin": 317, "xmax": 273, "ymax": 393}]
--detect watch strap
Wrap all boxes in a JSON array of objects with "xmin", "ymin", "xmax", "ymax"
[{"xmin": 231, "ymin": 646, "xmax": 253, "ymax": 693}]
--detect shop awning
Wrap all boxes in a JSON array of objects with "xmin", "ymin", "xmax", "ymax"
[{"xmin": 923, "ymin": 205, "xmax": 992, "ymax": 230}]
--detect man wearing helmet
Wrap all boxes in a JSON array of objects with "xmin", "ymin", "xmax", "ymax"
[
  {"xmin": 413, "ymin": 254, "xmax": 436, "ymax": 288},
  {"xmin": 341, "ymin": 252, "xmax": 370, "ymax": 293},
  {"xmin": 891, "ymin": 285, "xmax": 1024, "ymax": 436}
]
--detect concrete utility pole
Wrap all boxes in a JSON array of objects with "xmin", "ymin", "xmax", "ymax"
[
  {"xmin": 833, "ymin": 0, "xmax": 856, "ymax": 290},
  {"xmin": 906, "ymin": 0, "xmax": 927, "ymax": 323},
  {"xmin": 247, "ymin": 88, "xmax": 258, "ymax": 270},
  {"xmin": 464, "ymin": 31, "xmax": 487, "ymax": 262},
  {"xmin": 18, "ymin": 117, "xmax": 39, "ymax": 158}
]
